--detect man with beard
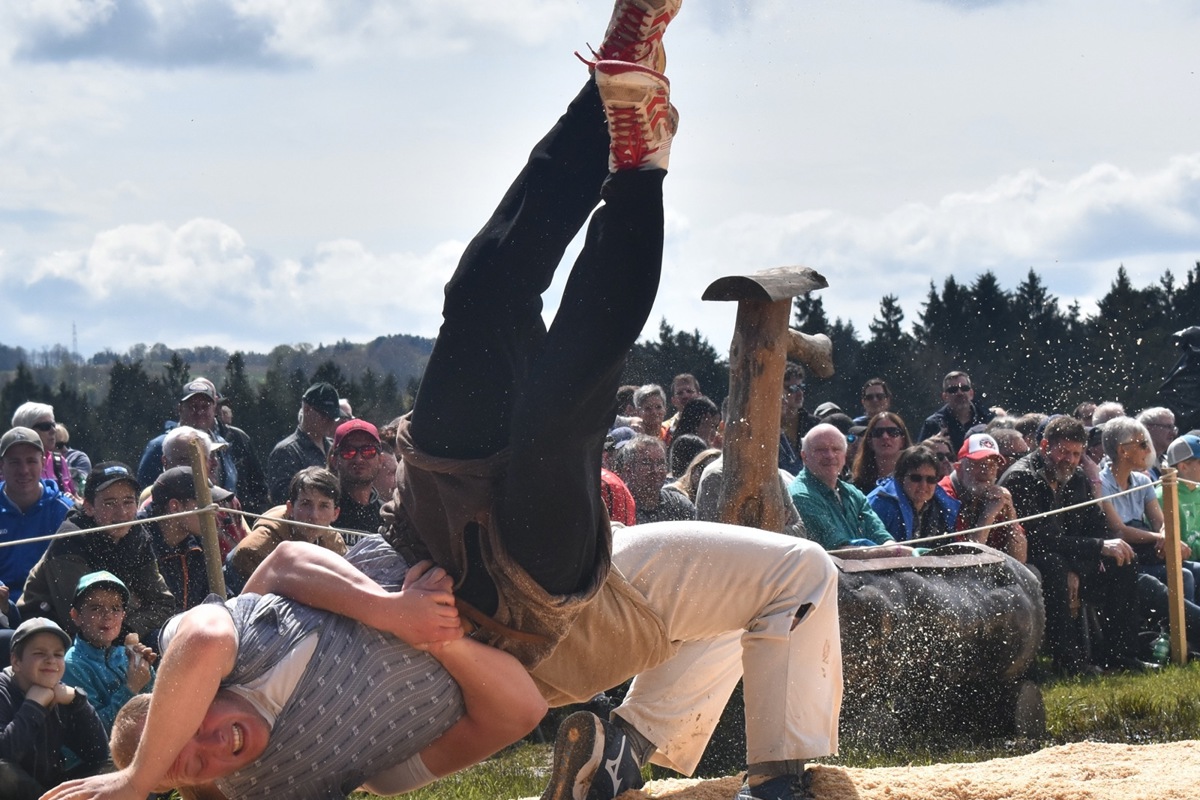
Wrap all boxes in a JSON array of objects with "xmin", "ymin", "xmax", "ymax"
[
  {"xmin": 939, "ymin": 433, "xmax": 1027, "ymax": 562},
  {"xmin": 327, "ymin": 419, "xmax": 384, "ymax": 534},
  {"xmin": 999, "ymin": 415, "xmax": 1142, "ymax": 675}
]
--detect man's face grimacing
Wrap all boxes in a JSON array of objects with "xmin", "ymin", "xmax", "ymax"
[
  {"xmin": 162, "ymin": 690, "xmax": 270, "ymax": 789},
  {"xmin": 801, "ymin": 426, "xmax": 847, "ymax": 487},
  {"xmin": 1041, "ymin": 438, "xmax": 1084, "ymax": 485},
  {"xmin": 179, "ymin": 394, "xmax": 217, "ymax": 431}
]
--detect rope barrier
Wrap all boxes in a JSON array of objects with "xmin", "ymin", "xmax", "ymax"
[
  {"xmin": 0, "ymin": 471, "xmax": 1193, "ymax": 555},
  {"xmin": 830, "ymin": 474, "xmax": 1167, "ymax": 554},
  {"xmin": 0, "ymin": 503, "xmax": 225, "ymax": 549},
  {"xmin": 0, "ymin": 502, "xmax": 375, "ymax": 550},
  {"xmin": 220, "ymin": 506, "xmax": 373, "ymax": 544}
]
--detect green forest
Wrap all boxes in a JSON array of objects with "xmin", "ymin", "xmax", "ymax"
[{"xmin": 2, "ymin": 263, "xmax": 1197, "ymax": 469}]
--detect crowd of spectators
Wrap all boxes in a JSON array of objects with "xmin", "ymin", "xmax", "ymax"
[
  {"xmin": 0, "ymin": 378, "xmax": 400, "ymax": 794},
  {"xmin": 3, "ymin": 362, "xmax": 1200, "ymax": 794},
  {"xmin": 606, "ymin": 368, "xmax": 1200, "ymax": 678}
]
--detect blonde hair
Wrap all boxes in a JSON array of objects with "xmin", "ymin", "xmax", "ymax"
[{"xmin": 110, "ymin": 693, "xmax": 152, "ymax": 769}]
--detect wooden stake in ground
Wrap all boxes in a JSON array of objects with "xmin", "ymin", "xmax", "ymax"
[
  {"xmin": 188, "ymin": 437, "xmax": 227, "ymax": 598},
  {"xmin": 703, "ymin": 266, "xmax": 832, "ymax": 531},
  {"xmin": 1160, "ymin": 465, "xmax": 1189, "ymax": 664}
]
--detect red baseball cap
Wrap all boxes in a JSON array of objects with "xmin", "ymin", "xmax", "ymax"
[{"xmin": 333, "ymin": 419, "xmax": 380, "ymax": 451}]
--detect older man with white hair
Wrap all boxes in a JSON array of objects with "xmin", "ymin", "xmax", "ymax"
[
  {"xmin": 1137, "ymin": 406, "xmax": 1178, "ymax": 479},
  {"xmin": 10, "ymin": 402, "xmax": 76, "ymax": 496},
  {"xmin": 787, "ymin": 424, "xmax": 910, "ymax": 558}
]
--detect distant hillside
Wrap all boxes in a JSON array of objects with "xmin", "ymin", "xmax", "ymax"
[{"xmin": 0, "ymin": 333, "xmax": 436, "ymax": 393}]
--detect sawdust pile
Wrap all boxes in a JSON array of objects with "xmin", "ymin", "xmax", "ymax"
[{"xmin": 622, "ymin": 740, "xmax": 1200, "ymax": 800}]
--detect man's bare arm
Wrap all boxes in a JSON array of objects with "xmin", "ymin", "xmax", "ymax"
[
  {"xmin": 40, "ymin": 605, "xmax": 238, "ymax": 800},
  {"xmin": 244, "ymin": 541, "xmax": 462, "ymax": 647}
]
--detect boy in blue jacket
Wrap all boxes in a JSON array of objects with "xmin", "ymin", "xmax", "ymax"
[{"xmin": 64, "ymin": 571, "xmax": 157, "ymax": 731}]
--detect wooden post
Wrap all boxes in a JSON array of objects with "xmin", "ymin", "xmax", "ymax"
[
  {"xmin": 1160, "ymin": 466, "xmax": 1188, "ymax": 664},
  {"xmin": 189, "ymin": 439, "xmax": 228, "ymax": 598},
  {"xmin": 703, "ymin": 266, "xmax": 831, "ymax": 531}
]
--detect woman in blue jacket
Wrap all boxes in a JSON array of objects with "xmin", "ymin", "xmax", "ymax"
[{"xmin": 867, "ymin": 446, "xmax": 960, "ymax": 544}]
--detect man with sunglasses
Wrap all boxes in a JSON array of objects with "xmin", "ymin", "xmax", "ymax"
[
  {"xmin": 917, "ymin": 371, "xmax": 996, "ymax": 454},
  {"xmin": 9, "ymin": 403, "xmax": 77, "ymax": 498},
  {"xmin": 852, "ymin": 378, "xmax": 892, "ymax": 426},
  {"xmin": 328, "ymin": 419, "xmax": 385, "ymax": 534}
]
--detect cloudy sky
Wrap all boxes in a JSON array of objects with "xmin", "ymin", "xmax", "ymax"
[{"xmin": 2, "ymin": 0, "xmax": 1198, "ymax": 360}]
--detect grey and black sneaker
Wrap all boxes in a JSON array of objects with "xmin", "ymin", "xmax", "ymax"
[
  {"xmin": 734, "ymin": 772, "xmax": 815, "ymax": 800},
  {"xmin": 540, "ymin": 711, "xmax": 644, "ymax": 800}
]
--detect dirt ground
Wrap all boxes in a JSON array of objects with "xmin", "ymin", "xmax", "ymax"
[{"xmin": 623, "ymin": 740, "xmax": 1200, "ymax": 800}]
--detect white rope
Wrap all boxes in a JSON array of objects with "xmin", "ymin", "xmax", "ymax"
[
  {"xmin": 3, "ymin": 473, "xmax": 1193, "ymax": 554},
  {"xmin": 0, "ymin": 504, "xmax": 224, "ymax": 549},
  {"xmin": 221, "ymin": 506, "xmax": 373, "ymax": 544},
  {"xmin": 830, "ymin": 474, "xmax": 1167, "ymax": 554}
]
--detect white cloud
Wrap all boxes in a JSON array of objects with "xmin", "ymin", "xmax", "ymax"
[
  {"xmin": 665, "ymin": 154, "xmax": 1200, "ymax": 340},
  {"xmin": 17, "ymin": 215, "xmax": 461, "ymax": 351},
  {"xmin": 0, "ymin": 0, "xmax": 583, "ymax": 67}
]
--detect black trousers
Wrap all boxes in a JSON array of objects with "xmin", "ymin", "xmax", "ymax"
[
  {"xmin": 1032, "ymin": 550, "xmax": 1140, "ymax": 668},
  {"xmin": 409, "ymin": 79, "xmax": 664, "ymax": 598}
]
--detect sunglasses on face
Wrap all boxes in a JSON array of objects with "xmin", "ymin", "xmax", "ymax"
[
  {"xmin": 863, "ymin": 393, "xmax": 887, "ymax": 402},
  {"xmin": 905, "ymin": 474, "xmax": 939, "ymax": 485},
  {"xmin": 944, "ymin": 385, "xmax": 971, "ymax": 394},
  {"xmin": 871, "ymin": 427, "xmax": 903, "ymax": 439},
  {"xmin": 32, "ymin": 421, "xmax": 56, "ymax": 432},
  {"xmin": 338, "ymin": 444, "xmax": 380, "ymax": 460},
  {"xmin": 785, "ymin": 383, "xmax": 806, "ymax": 394}
]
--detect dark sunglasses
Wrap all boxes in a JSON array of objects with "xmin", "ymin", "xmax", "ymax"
[
  {"xmin": 338, "ymin": 445, "xmax": 380, "ymax": 460},
  {"xmin": 862, "ymin": 393, "xmax": 888, "ymax": 402},
  {"xmin": 871, "ymin": 427, "xmax": 904, "ymax": 439},
  {"xmin": 785, "ymin": 383, "xmax": 806, "ymax": 394},
  {"xmin": 905, "ymin": 474, "xmax": 939, "ymax": 485},
  {"xmin": 31, "ymin": 421, "xmax": 57, "ymax": 432},
  {"xmin": 944, "ymin": 385, "xmax": 972, "ymax": 394}
]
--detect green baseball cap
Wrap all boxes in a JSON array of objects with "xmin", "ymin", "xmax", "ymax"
[{"xmin": 73, "ymin": 570, "xmax": 130, "ymax": 606}]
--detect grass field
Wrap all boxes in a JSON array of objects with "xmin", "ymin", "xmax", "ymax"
[{"xmin": 354, "ymin": 660, "xmax": 1200, "ymax": 800}]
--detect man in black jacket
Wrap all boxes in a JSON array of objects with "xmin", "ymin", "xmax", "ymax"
[
  {"xmin": 999, "ymin": 415, "xmax": 1140, "ymax": 674},
  {"xmin": 918, "ymin": 371, "xmax": 996, "ymax": 453}
]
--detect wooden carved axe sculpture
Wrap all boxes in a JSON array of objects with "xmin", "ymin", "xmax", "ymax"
[{"xmin": 702, "ymin": 266, "xmax": 833, "ymax": 531}]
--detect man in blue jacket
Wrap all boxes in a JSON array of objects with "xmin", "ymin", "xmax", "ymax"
[{"xmin": 0, "ymin": 428, "xmax": 74, "ymax": 607}]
